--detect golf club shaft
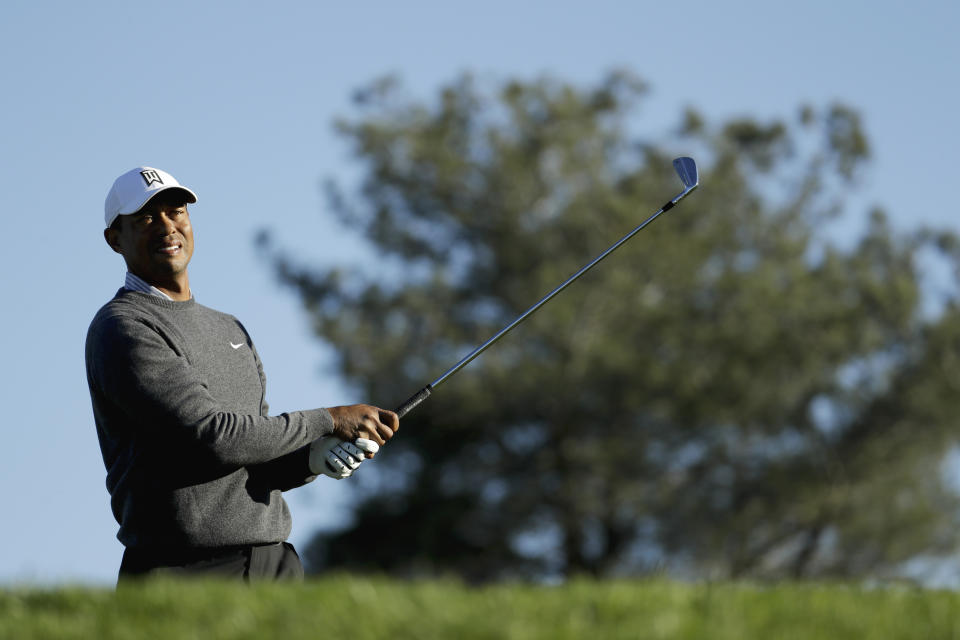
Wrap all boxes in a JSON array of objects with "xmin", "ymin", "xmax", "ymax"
[{"xmin": 394, "ymin": 182, "xmax": 698, "ymax": 419}]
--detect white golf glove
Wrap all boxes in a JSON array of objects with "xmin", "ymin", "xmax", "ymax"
[{"xmin": 309, "ymin": 437, "xmax": 380, "ymax": 479}]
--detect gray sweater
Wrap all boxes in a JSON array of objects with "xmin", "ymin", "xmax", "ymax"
[{"xmin": 85, "ymin": 289, "xmax": 334, "ymax": 551}]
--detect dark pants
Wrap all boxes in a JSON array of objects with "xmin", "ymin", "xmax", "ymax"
[{"xmin": 118, "ymin": 542, "xmax": 304, "ymax": 583}]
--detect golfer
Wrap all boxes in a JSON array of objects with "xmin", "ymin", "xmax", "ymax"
[{"xmin": 85, "ymin": 166, "xmax": 398, "ymax": 582}]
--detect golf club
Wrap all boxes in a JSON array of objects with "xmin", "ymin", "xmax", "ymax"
[{"xmin": 394, "ymin": 156, "xmax": 700, "ymax": 418}]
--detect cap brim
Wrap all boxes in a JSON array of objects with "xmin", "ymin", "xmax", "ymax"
[{"xmin": 120, "ymin": 186, "xmax": 198, "ymax": 216}]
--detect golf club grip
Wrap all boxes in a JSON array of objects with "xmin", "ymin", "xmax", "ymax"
[{"xmin": 396, "ymin": 385, "xmax": 432, "ymax": 419}]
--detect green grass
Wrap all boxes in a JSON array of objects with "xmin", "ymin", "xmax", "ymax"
[{"xmin": 2, "ymin": 577, "xmax": 959, "ymax": 639}]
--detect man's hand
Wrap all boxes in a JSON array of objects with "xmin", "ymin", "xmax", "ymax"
[
  {"xmin": 310, "ymin": 437, "xmax": 380, "ymax": 479},
  {"xmin": 326, "ymin": 404, "xmax": 399, "ymax": 451}
]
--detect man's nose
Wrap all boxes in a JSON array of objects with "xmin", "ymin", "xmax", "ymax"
[{"xmin": 156, "ymin": 212, "xmax": 177, "ymax": 234}]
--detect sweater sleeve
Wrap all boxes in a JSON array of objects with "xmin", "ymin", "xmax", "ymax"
[
  {"xmin": 244, "ymin": 330, "xmax": 320, "ymax": 490},
  {"xmin": 248, "ymin": 445, "xmax": 319, "ymax": 491},
  {"xmin": 88, "ymin": 313, "xmax": 334, "ymax": 468}
]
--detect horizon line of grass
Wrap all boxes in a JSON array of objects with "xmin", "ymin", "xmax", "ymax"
[{"xmin": 2, "ymin": 576, "xmax": 959, "ymax": 639}]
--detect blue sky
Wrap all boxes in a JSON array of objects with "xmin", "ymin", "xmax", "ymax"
[{"xmin": 1, "ymin": 0, "xmax": 957, "ymax": 585}]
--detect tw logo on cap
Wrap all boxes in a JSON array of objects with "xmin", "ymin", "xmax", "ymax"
[{"xmin": 140, "ymin": 169, "xmax": 164, "ymax": 187}]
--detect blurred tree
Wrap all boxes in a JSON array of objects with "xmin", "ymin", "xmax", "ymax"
[{"xmin": 260, "ymin": 71, "xmax": 960, "ymax": 582}]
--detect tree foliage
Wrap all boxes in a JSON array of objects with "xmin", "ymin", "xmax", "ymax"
[{"xmin": 261, "ymin": 71, "xmax": 960, "ymax": 582}]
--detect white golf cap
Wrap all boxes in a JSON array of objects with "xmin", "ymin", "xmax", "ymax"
[{"xmin": 104, "ymin": 166, "xmax": 198, "ymax": 228}]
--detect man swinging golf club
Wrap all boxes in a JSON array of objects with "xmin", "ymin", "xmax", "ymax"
[{"xmin": 85, "ymin": 166, "xmax": 399, "ymax": 582}]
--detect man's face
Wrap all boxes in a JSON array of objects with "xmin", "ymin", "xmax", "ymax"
[{"xmin": 104, "ymin": 190, "xmax": 195, "ymax": 286}]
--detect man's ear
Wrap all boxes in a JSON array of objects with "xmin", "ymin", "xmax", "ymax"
[{"xmin": 104, "ymin": 227, "xmax": 122, "ymax": 255}]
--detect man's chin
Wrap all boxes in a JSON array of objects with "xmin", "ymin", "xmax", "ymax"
[{"xmin": 153, "ymin": 254, "xmax": 190, "ymax": 270}]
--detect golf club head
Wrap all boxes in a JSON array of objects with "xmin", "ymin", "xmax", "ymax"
[{"xmin": 673, "ymin": 157, "xmax": 699, "ymax": 190}]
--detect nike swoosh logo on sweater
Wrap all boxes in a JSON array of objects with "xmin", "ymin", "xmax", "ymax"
[{"xmin": 230, "ymin": 342, "xmax": 244, "ymax": 350}]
